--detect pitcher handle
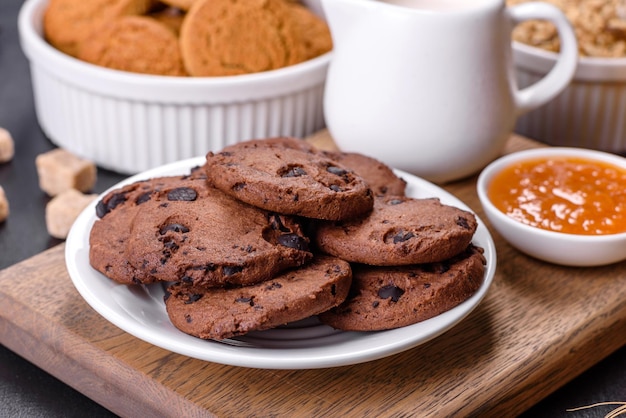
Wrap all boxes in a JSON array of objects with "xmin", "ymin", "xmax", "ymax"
[{"xmin": 508, "ymin": 2, "xmax": 578, "ymax": 116}]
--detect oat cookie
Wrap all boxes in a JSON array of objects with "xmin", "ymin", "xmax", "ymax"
[
  {"xmin": 204, "ymin": 137, "xmax": 374, "ymax": 221},
  {"xmin": 43, "ymin": 0, "xmax": 155, "ymax": 57},
  {"xmin": 165, "ymin": 255, "xmax": 352, "ymax": 340},
  {"xmin": 180, "ymin": 0, "xmax": 307, "ymax": 76},
  {"xmin": 288, "ymin": 2, "xmax": 333, "ymax": 60},
  {"xmin": 314, "ymin": 195, "xmax": 478, "ymax": 265},
  {"xmin": 318, "ymin": 245, "xmax": 485, "ymax": 331},
  {"xmin": 77, "ymin": 15, "xmax": 186, "ymax": 76},
  {"xmin": 122, "ymin": 175, "xmax": 313, "ymax": 288}
]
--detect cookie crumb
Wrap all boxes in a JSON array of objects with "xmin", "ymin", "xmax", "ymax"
[
  {"xmin": 35, "ymin": 148, "xmax": 97, "ymax": 196},
  {"xmin": 0, "ymin": 127, "xmax": 15, "ymax": 163},
  {"xmin": 46, "ymin": 188, "xmax": 97, "ymax": 239},
  {"xmin": 0, "ymin": 185, "xmax": 9, "ymax": 222}
]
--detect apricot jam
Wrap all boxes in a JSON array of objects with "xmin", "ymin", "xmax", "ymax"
[{"xmin": 488, "ymin": 156, "xmax": 626, "ymax": 235}]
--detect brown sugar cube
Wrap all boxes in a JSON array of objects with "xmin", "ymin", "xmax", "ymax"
[
  {"xmin": 46, "ymin": 189, "xmax": 97, "ymax": 239},
  {"xmin": 0, "ymin": 127, "xmax": 15, "ymax": 163},
  {"xmin": 0, "ymin": 185, "xmax": 9, "ymax": 223},
  {"xmin": 36, "ymin": 148, "xmax": 97, "ymax": 196}
]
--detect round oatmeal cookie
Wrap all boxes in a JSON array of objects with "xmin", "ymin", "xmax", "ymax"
[
  {"xmin": 77, "ymin": 15, "xmax": 187, "ymax": 76},
  {"xmin": 180, "ymin": 0, "xmax": 307, "ymax": 76},
  {"xmin": 164, "ymin": 254, "xmax": 352, "ymax": 340},
  {"xmin": 43, "ymin": 0, "xmax": 155, "ymax": 57},
  {"xmin": 323, "ymin": 151, "xmax": 407, "ymax": 197},
  {"xmin": 203, "ymin": 137, "xmax": 374, "ymax": 221},
  {"xmin": 314, "ymin": 195, "xmax": 478, "ymax": 265},
  {"xmin": 318, "ymin": 245, "xmax": 486, "ymax": 331},
  {"xmin": 288, "ymin": 2, "xmax": 333, "ymax": 60},
  {"xmin": 123, "ymin": 174, "xmax": 312, "ymax": 288}
]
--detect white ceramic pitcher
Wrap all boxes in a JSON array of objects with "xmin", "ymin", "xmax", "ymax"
[{"xmin": 322, "ymin": 0, "xmax": 578, "ymax": 183}]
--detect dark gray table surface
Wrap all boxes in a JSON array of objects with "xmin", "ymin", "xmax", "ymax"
[{"xmin": 0, "ymin": 1, "xmax": 624, "ymax": 416}]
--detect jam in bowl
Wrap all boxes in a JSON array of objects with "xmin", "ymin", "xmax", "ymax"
[{"xmin": 477, "ymin": 147, "xmax": 626, "ymax": 266}]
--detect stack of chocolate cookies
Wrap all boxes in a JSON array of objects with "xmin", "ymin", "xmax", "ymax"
[{"xmin": 89, "ymin": 137, "xmax": 486, "ymax": 340}]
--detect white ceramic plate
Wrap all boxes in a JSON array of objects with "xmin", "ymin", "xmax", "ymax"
[{"xmin": 65, "ymin": 157, "xmax": 497, "ymax": 369}]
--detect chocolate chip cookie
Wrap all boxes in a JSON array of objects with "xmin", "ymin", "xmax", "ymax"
[
  {"xmin": 164, "ymin": 254, "xmax": 352, "ymax": 340},
  {"xmin": 323, "ymin": 151, "xmax": 407, "ymax": 197},
  {"xmin": 204, "ymin": 137, "xmax": 374, "ymax": 221},
  {"xmin": 89, "ymin": 175, "xmax": 188, "ymax": 286},
  {"xmin": 314, "ymin": 195, "xmax": 478, "ymax": 265},
  {"xmin": 318, "ymin": 245, "xmax": 485, "ymax": 331},
  {"xmin": 127, "ymin": 178, "xmax": 312, "ymax": 287}
]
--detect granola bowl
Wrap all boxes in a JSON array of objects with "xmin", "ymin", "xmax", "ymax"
[
  {"xmin": 513, "ymin": 38, "xmax": 626, "ymax": 156},
  {"xmin": 18, "ymin": 0, "xmax": 330, "ymax": 174}
]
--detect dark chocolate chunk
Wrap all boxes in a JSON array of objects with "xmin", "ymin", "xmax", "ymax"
[
  {"xmin": 159, "ymin": 223, "xmax": 190, "ymax": 235},
  {"xmin": 392, "ymin": 230, "xmax": 415, "ymax": 244},
  {"xmin": 167, "ymin": 187, "xmax": 197, "ymax": 201},
  {"xmin": 281, "ymin": 165, "xmax": 307, "ymax": 177},
  {"xmin": 378, "ymin": 285, "xmax": 405, "ymax": 302},
  {"xmin": 326, "ymin": 165, "xmax": 348, "ymax": 177},
  {"xmin": 185, "ymin": 293, "xmax": 203, "ymax": 304},
  {"xmin": 277, "ymin": 233, "xmax": 310, "ymax": 251},
  {"xmin": 95, "ymin": 192, "xmax": 127, "ymax": 218},
  {"xmin": 223, "ymin": 265, "xmax": 243, "ymax": 276},
  {"xmin": 135, "ymin": 192, "xmax": 152, "ymax": 205},
  {"xmin": 236, "ymin": 297, "xmax": 254, "ymax": 306},
  {"xmin": 456, "ymin": 216, "xmax": 471, "ymax": 230}
]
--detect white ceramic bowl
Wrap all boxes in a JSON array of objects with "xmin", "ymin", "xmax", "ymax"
[
  {"xmin": 18, "ymin": 0, "xmax": 331, "ymax": 174},
  {"xmin": 513, "ymin": 41, "xmax": 626, "ymax": 155},
  {"xmin": 477, "ymin": 147, "xmax": 626, "ymax": 267}
]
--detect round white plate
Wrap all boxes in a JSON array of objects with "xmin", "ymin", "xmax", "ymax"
[{"xmin": 65, "ymin": 157, "xmax": 496, "ymax": 369}]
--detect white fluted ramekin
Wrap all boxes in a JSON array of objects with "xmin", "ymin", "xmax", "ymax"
[
  {"xmin": 513, "ymin": 41, "xmax": 626, "ymax": 156},
  {"xmin": 477, "ymin": 147, "xmax": 626, "ymax": 267},
  {"xmin": 18, "ymin": 0, "xmax": 331, "ymax": 174}
]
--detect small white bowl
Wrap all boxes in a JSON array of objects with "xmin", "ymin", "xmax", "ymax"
[
  {"xmin": 513, "ymin": 41, "xmax": 626, "ymax": 155},
  {"xmin": 18, "ymin": 0, "xmax": 331, "ymax": 174},
  {"xmin": 477, "ymin": 147, "xmax": 626, "ymax": 267}
]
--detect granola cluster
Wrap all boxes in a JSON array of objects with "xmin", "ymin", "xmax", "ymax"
[{"xmin": 509, "ymin": 0, "xmax": 626, "ymax": 57}]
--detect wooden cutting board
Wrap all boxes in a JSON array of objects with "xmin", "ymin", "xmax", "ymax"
[{"xmin": 1, "ymin": 133, "xmax": 625, "ymax": 417}]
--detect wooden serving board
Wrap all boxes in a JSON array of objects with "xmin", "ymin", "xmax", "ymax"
[{"xmin": 1, "ymin": 133, "xmax": 625, "ymax": 417}]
